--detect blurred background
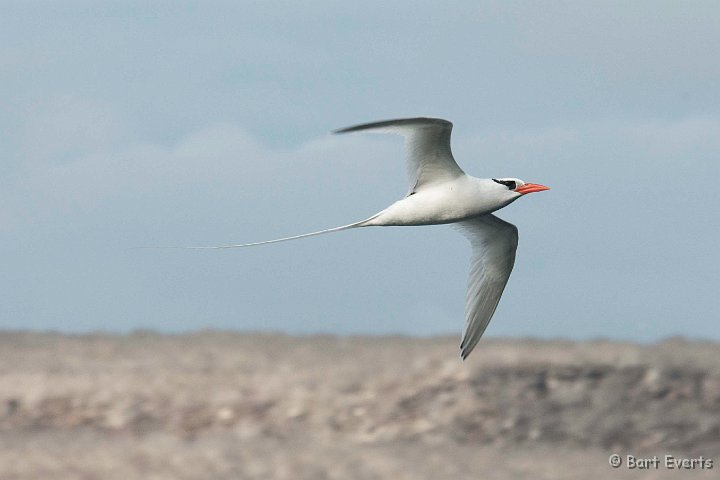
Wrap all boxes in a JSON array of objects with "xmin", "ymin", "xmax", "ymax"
[{"xmin": 1, "ymin": 1, "xmax": 718, "ymax": 479}]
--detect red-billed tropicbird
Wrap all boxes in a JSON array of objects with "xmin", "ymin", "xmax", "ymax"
[{"xmin": 169, "ymin": 118, "xmax": 549, "ymax": 359}]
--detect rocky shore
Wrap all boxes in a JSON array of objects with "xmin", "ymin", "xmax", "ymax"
[{"xmin": 0, "ymin": 332, "xmax": 717, "ymax": 479}]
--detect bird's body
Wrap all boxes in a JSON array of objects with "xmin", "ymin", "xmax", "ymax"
[
  {"xmin": 363, "ymin": 176, "xmax": 518, "ymax": 227},
  {"xmin": 158, "ymin": 117, "xmax": 548, "ymax": 359}
]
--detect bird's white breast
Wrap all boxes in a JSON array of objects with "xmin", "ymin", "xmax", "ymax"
[{"xmin": 366, "ymin": 176, "xmax": 514, "ymax": 226}]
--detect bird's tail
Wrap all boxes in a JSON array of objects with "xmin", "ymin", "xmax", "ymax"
[{"xmin": 134, "ymin": 212, "xmax": 383, "ymax": 250}]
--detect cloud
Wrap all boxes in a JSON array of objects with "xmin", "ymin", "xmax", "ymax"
[
  {"xmin": 1, "ymin": 119, "xmax": 399, "ymax": 235},
  {"xmin": 20, "ymin": 95, "xmax": 125, "ymax": 165}
]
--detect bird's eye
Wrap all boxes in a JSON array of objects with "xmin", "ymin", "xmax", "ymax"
[{"xmin": 492, "ymin": 179, "xmax": 517, "ymax": 190}]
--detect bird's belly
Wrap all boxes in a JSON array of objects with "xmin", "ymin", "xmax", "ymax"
[{"xmin": 368, "ymin": 187, "xmax": 491, "ymax": 226}]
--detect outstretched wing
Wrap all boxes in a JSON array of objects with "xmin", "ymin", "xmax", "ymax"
[
  {"xmin": 334, "ymin": 117, "xmax": 465, "ymax": 194},
  {"xmin": 454, "ymin": 214, "xmax": 518, "ymax": 360}
]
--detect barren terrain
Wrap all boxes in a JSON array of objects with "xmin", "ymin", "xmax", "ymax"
[{"xmin": 0, "ymin": 332, "xmax": 718, "ymax": 479}]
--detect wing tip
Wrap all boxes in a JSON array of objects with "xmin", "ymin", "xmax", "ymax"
[
  {"xmin": 333, "ymin": 117, "xmax": 452, "ymax": 135},
  {"xmin": 459, "ymin": 340, "xmax": 470, "ymax": 361}
]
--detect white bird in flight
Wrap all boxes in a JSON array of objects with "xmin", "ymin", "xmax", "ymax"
[{"xmin": 168, "ymin": 118, "xmax": 549, "ymax": 359}]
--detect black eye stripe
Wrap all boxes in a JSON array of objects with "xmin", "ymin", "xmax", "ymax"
[{"xmin": 492, "ymin": 179, "xmax": 517, "ymax": 190}]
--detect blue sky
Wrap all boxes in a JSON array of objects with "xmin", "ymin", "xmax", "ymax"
[{"xmin": 2, "ymin": 1, "xmax": 718, "ymax": 340}]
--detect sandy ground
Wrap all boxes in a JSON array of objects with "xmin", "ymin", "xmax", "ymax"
[{"xmin": 0, "ymin": 332, "xmax": 718, "ymax": 479}]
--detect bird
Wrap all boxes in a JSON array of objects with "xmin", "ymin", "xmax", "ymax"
[{"xmin": 167, "ymin": 118, "xmax": 549, "ymax": 359}]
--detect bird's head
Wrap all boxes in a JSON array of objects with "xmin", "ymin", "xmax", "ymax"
[{"xmin": 491, "ymin": 178, "xmax": 550, "ymax": 200}]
